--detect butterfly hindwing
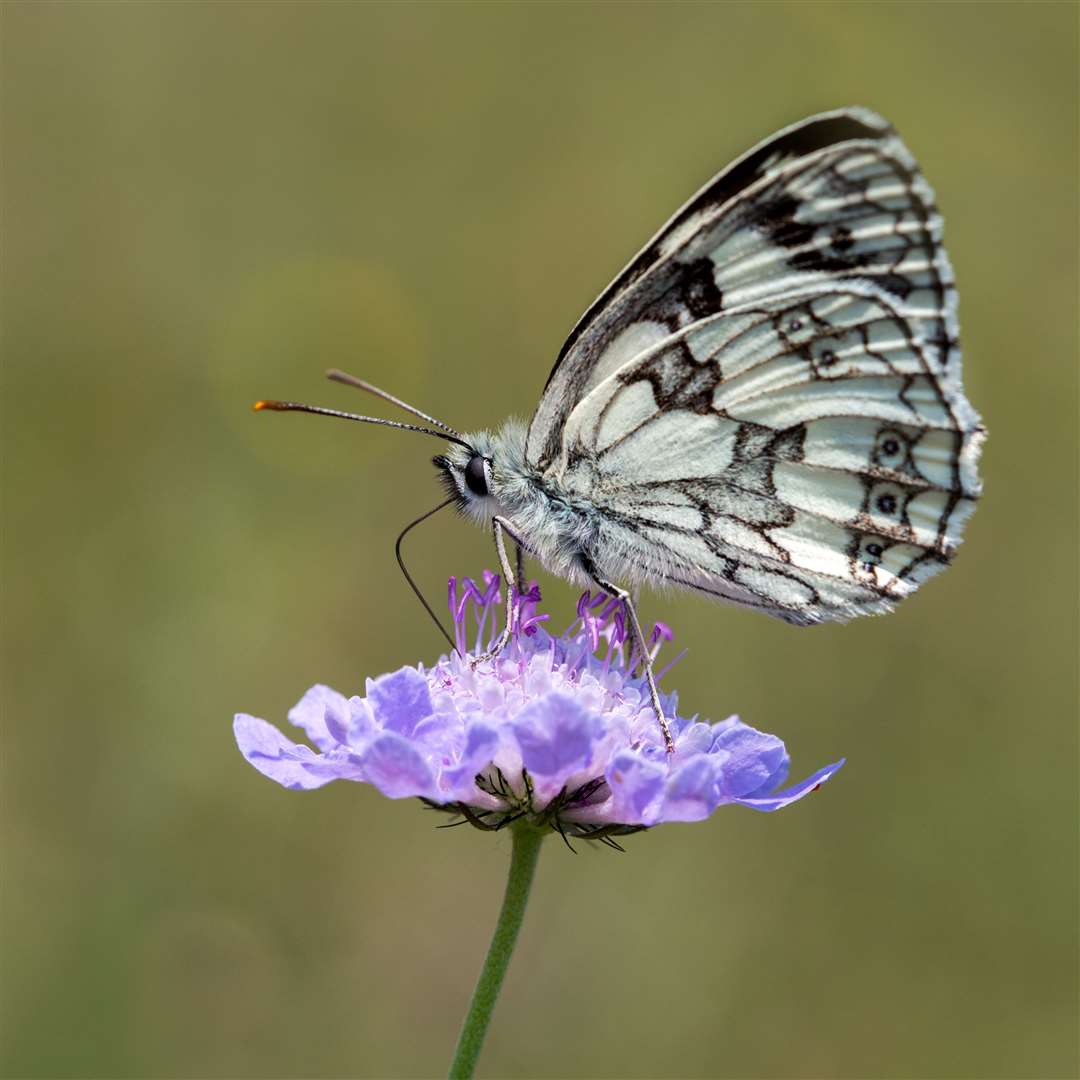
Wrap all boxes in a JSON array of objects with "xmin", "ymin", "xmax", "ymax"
[{"xmin": 545, "ymin": 280, "xmax": 981, "ymax": 624}]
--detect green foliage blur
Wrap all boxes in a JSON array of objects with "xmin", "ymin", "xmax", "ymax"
[{"xmin": 3, "ymin": 3, "xmax": 1077, "ymax": 1077}]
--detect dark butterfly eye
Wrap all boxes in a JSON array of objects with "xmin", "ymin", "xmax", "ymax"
[{"xmin": 464, "ymin": 454, "xmax": 489, "ymax": 497}]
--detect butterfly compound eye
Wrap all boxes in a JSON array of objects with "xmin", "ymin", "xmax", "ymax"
[{"xmin": 464, "ymin": 454, "xmax": 489, "ymax": 497}]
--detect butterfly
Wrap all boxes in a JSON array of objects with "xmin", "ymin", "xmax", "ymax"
[{"xmin": 257, "ymin": 107, "xmax": 985, "ymax": 753}]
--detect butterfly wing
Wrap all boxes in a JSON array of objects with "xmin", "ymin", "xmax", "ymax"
[
  {"xmin": 528, "ymin": 108, "xmax": 983, "ymax": 624},
  {"xmin": 553, "ymin": 286, "xmax": 982, "ymax": 623},
  {"xmin": 527, "ymin": 107, "xmax": 918, "ymax": 469}
]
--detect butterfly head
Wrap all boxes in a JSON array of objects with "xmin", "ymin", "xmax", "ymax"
[
  {"xmin": 432, "ymin": 419, "xmax": 530, "ymax": 523},
  {"xmin": 433, "ymin": 441, "xmax": 495, "ymax": 512}
]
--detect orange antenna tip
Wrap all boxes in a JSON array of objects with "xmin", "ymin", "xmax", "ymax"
[{"xmin": 253, "ymin": 400, "xmax": 285, "ymax": 411}]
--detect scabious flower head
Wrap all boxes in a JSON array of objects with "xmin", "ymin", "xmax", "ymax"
[{"xmin": 234, "ymin": 573, "xmax": 843, "ymax": 844}]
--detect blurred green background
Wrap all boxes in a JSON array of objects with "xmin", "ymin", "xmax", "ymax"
[{"xmin": 3, "ymin": 2, "xmax": 1077, "ymax": 1077}]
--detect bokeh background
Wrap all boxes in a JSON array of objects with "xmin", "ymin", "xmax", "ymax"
[{"xmin": 3, "ymin": 3, "xmax": 1077, "ymax": 1078}]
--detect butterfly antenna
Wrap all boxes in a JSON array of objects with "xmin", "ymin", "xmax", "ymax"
[
  {"xmin": 253, "ymin": 400, "xmax": 473, "ymax": 450},
  {"xmin": 326, "ymin": 369, "xmax": 463, "ymax": 438},
  {"xmin": 395, "ymin": 497, "xmax": 458, "ymax": 653}
]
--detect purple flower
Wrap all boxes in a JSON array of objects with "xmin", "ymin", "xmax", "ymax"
[{"xmin": 234, "ymin": 573, "xmax": 843, "ymax": 843}]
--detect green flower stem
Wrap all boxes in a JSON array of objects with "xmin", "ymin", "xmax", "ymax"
[{"xmin": 448, "ymin": 822, "xmax": 545, "ymax": 1079}]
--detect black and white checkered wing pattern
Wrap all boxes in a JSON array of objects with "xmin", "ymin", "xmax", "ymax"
[
  {"xmin": 528, "ymin": 108, "xmax": 983, "ymax": 624},
  {"xmin": 554, "ymin": 287, "xmax": 981, "ymax": 623}
]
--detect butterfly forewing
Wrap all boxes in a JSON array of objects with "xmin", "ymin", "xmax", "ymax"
[{"xmin": 527, "ymin": 108, "xmax": 983, "ymax": 625}]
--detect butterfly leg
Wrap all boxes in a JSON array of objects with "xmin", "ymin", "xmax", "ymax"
[
  {"xmin": 515, "ymin": 542, "xmax": 526, "ymax": 589},
  {"xmin": 582, "ymin": 562, "xmax": 676, "ymax": 755},
  {"xmin": 469, "ymin": 516, "xmax": 518, "ymax": 668}
]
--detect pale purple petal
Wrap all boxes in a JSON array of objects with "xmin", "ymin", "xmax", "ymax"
[
  {"xmin": 712, "ymin": 719, "xmax": 790, "ymax": 798},
  {"xmin": 661, "ymin": 755, "xmax": 721, "ymax": 822},
  {"xmin": 367, "ymin": 667, "xmax": 433, "ymax": 737},
  {"xmin": 234, "ymin": 714, "xmax": 358, "ymax": 790},
  {"xmin": 675, "ymin": 719, "xmax": 715, "ymax": 757},
  {"xmin": 287, "ymin": 685, "xmax": 350, "ymax": 752},
  {"xmin": 735, "ymin": 759, "xmax": 845, "ymax": 812},
  {"xmin": 605, "ymin": 751, "xmax": 665, "ymax": 824},
  {"xmin": 360, "ymin": 732, "xmax": 437, "ymax": 799},
  {"xmin": 442, "ymin": 722, "xmax": 500, "ymax": 792},
  {"xmin": 344, "ymin": 696, "xmax": 376, "ymax": 746},
  {"xmin": 512, "ymin": 692, "xmax": 600, "ymax": 783},
  {"xmin": 410, "ymin": 713, "xmax": 465, "ymax": 785}
]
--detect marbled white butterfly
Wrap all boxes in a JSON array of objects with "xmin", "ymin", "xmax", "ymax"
[{"xmin": 257, "ymin": 107, "xmax": 985, "ymax": 753}]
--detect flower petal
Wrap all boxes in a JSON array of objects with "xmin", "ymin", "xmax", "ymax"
[
  {"xmin": 605, "ymin": 751, "xmax": 666, "ymax": 825},
  {"xmin": 360, "ymin": 732, "xmax": 437, "ymax": 799},
  {"xmin": 345, "ymin": 696, "xmax": 376, "ymax": 745},
  {"xmin": 442, "ymin": 721, "xmax": 500, "ymax": 793},
  {"xmin": 366, "ymin": 667, "xmax": 434, "ymax": 737},
  {"xmin": 287, "ymin": 685, "xmax": 350, "ymax": 751},
  {"xmin": 735, "ymin": 759, "xmax": 845, "ymax": 812},
  {"xmin": 234, "ymin": 714, "xmax": 359, "ymax": 790},
  {"xmin": 660, "ymin": 755, "xmax": 721, "ymax": 822},
  {"xmin": 511, "ymin": 692, "xmax": 601, "ymax": 784},
  {"xmin": 712, "ymin": 719, "xmax": 790, "ymax": 798}
]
